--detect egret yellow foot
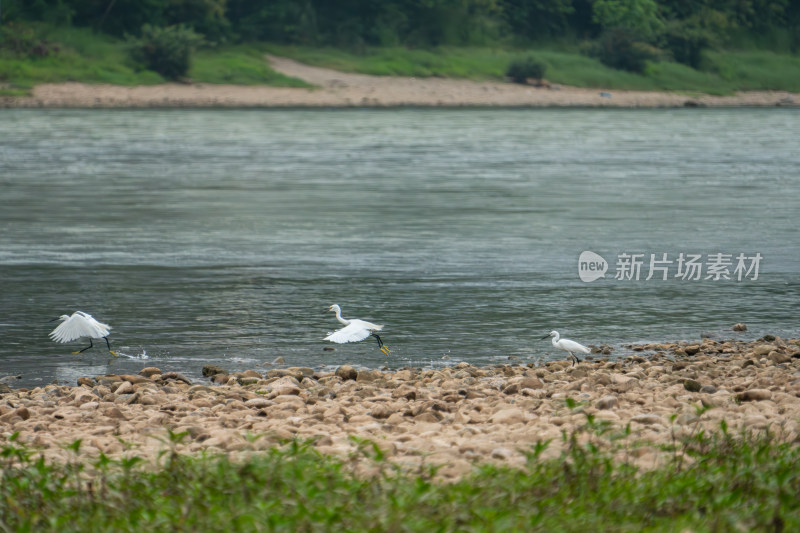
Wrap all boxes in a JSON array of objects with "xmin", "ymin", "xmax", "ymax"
[
  {"xmin": 109, "ymin": 350, "xmax": 118, "ymax": 357},
  {"xmin": 71, "ymin": 351, "xmax": 81, "ymax": 355},
  {"xmin": 380, "ymin": 345, "xmax": 391, "ymax": 355}
]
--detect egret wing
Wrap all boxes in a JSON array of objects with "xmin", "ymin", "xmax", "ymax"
[
  {"xmin": 76, "ymin": 311, "xmax": 111, "ymax": 332},
  {"xmin": 50, "ymin": 313, "xmax": 110, "ymax": 343},
  {"xmin": 324, "ymin": 322, "xmax": 372, "ymax": 344},
  {"xmin": 562, "ymin": 339, "xmax": 590, "ymax": 354},
  {"xmin": 350, "ymin": 319, "xmax": 382, "ymax": 332}
]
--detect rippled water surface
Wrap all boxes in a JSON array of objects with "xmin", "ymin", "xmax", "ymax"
[{"xmin": 1, "ymin": 108, "xmax": 798, "ymax": 387}]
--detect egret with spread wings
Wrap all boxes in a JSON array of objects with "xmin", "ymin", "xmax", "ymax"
[
  {"xmin": 325, "ymin": 304, "xmax": 390, "ymax": 355},
  {"xmin": 50, "ymin": 311, "xmax": 118, "ymax": 356}
]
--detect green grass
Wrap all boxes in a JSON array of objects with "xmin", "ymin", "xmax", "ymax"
[
  {"xmin": 1, "ymin": 422, "xmax": 798, "ymax": 532},
  {"xmin": 265, "ymin": 43, "xmax": 800, "ymax": 94},
  {"xmin": 3, "ymin": 24, "xmax": 800, "ymax": 97},
  {"xmin": 191, "ymin": 45, "xmax": 311, "ymax": 87},
  {"xmin": 703, "ymin": 50, "xmax": 800, "ymax": 91},
  {"xmin": 0, "ymin": 24, "xmax": 310, "ymax": 96}
]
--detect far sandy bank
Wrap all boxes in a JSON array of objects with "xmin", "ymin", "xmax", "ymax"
[{"xmin": 2, "ymin": 55, "xmax": 798, "ymax": 109}]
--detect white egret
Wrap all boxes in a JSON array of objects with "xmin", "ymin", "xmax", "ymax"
[
  {"xmin": 49, "ymin": 311, "xmax": 118, "ymax": 356},
  {"xmin": 540, "ymin": 330, "xmax": 589, "ymax": 366},
  {"xmin": 325, "ymin": 304, "xmax": 390, "ymax": 355}
]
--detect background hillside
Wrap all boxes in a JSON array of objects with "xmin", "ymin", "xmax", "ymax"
[{"xmin": 1, "ymin": 0, "xmax": 799, "ymax": 95}]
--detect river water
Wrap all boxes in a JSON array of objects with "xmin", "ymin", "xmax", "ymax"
[{"xmin": 1, "ymin": 108, "xmax": 798, "ymax": 388}]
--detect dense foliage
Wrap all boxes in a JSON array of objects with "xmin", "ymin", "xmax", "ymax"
[
  {"xmin": 2, "ymin": 0, "xmax": 798, "ymax": 51},
  {"xmin": 128, "ymin": 23, "xmax": 203, "ymax": 79},
  {"xmin": 0, "ymin": 0, "xmax": 798, "ymax": 80},
  {"xmin": 506, "ymin": 55, "xmax": 547, "ymax": 82}
]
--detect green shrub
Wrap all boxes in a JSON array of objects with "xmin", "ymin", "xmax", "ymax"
[
  {"xmin": 587, "ymin": 28, "xmax": 662, "ymax": 73},
  {"xmin": 506, "ymin": 56, "xmax": 547, "ymax": 83},
  {"xmin": 0, "ymin": 22, "xmax": 60, "ymax": 57},
  {"xmin": 128, "ymin": 24, "xmax": 203, "ymax": 80},
  {"xmin": 662, "ymin": 23, "xmax": 712, "ymax": 69}
]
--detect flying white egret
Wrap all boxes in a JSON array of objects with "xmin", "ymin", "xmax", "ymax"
[
  {"xmin": 540, "ymin": 330, "xmax": 589, "ymax": 366},
  {"xmin": 325, "ymin": 304, "xmax": 390, "ymax": 355},
  {"xmin": 49, "ymin": 311, "xmax": 118, "ymax": 356}
]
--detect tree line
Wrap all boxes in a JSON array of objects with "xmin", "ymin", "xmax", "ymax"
[
  {"xmin": 2, "ymin": 0, "xmax": 798, "ymax": 79},
  {"xmin": 4, "ymin": 0, "xmax": 798, "ymax": 49}
]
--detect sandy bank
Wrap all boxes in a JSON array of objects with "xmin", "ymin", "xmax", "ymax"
[
  {"xmin": 2, "ymin": 337, "xmax": 799, "ymax": 479},
  {"xmin": 2, "ymin": 55, "xmax": 798, "ymax": 109}
]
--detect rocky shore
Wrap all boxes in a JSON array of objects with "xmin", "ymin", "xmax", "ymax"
[
  {"xmin": 2, "ymin": 336, "xmax": 799, "ymax": 479},
  {"xmin": 2, "ymin": 55, "xmax": 798, "ymax": 109}
]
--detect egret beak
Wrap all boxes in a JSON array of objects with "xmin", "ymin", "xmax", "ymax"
[{"xmin": 539, "ymin": 334, "xmax": 551, "ymax": 340}]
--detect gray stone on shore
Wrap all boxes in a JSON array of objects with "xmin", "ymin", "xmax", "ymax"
[
  {"xmin": 335, "ymin": 365, "xmax": 358, "ymax": 381},
  {"xmin": 736, "ymin": 389, "xmax": 773, "ymax": 402},
  {"xmin": 3, "ymin": 336, "xmax": 799, "ymax": 481},
  {"xmin": 596, "ymin": 395, "xmax": 618, "ymax": 410},
  {"xmin": 683, "ymin": 379, "xmax": 702, "ymax": 392},
  {"xmin": 139, "ymin": 367, "xmax": 163, "ymax": 378}
]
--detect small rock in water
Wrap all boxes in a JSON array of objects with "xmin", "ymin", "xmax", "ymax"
[
  {"xmin": 202, "ymin": 365, "xmax": 226, "ymax": 377},
  {"xmin": 272, "ymin": 356, "xmax": 286, "ymax": 364},
  {"xmin": 323, "ymin": 347, "xmax": 336, "ymax": 352},
  {"xmin": 0, "ymin": 375, "xmax": 21, "ymax": 385},
  {"xmin": 733, "ymin": 323, "xmax": 747, "ymax": 332}
]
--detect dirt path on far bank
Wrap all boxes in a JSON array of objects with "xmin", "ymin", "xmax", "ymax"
[{"xmin": 2, "ymin": 54, "xmax": 798, "ymax": 108}]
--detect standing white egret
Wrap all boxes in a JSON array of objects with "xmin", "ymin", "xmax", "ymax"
[
  {"xmin": 325, "ymin": 304, "xmax": 390, "ymax": 355},
  {"xmin": 540, "ymin": 330, "xmax": 589, "ymax": 366},
  {"xmin": 49, "ymin": 311, "xmax": 118, "ymax": 356}
]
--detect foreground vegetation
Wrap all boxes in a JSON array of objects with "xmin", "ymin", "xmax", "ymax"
[{"xmin": 1, "ymin": 422, "xmax": 798, "ymax": 532}]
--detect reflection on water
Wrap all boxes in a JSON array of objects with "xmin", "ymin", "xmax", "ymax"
[{"xmin": 1, "ymin": 108, "xmax": 798, "ymax": 387}]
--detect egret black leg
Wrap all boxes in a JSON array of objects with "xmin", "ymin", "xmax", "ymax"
[
  {"xmin": 103, "ymin": 336, "xmax": 119, "ymax": 356},
  {"xmin": 371, "ymin": 333, "xmax": 391, "ymax": 355},
  {"xmin": 77, "ymin": 339, "xmax": 94, "ymax": 353},
  {"xmin": 371, "ymin": 333, "xmax": 384, "ymax": 348},
  {"xmin": 572, "ymin": 353, "xmax": 582, "ymax": 366}
]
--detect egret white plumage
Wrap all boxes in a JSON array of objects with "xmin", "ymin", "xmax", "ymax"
[
  {"xmin": 325, "ymin": 304, "xmax": 390, "ymax": 355},
  {"xmin": 540, "ymin": 330, "xmax": 589, "ymax": 366},
  {"xmin": 49, "ymin": 311, "xmax": 118, "ymax": 356}
]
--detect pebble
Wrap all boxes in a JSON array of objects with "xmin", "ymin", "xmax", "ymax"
[{"xmin": 1, "ymin": 337, "xmax": 798, "ymax": 480}]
